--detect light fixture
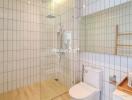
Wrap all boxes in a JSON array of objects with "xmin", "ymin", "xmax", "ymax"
[
  {"xmin": 53, "ymin": 0, "xmax": 64, "ymax": 4},
  {"xmin": 28, "ymin": 0, "xmax": 31, "ymax": 4}
]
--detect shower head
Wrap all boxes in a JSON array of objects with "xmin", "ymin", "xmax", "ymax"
[{"xmin": 46, "ymin": 14, "xmax": 56, "ymax": 18}]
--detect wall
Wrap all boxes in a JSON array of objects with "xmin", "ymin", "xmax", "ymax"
[
  {"xmin": 79, "ymin": 1, "xmax": 132, "ymax": 100},
  {"xmin": 0, "ymin": 0, "xmax": 42, "ymax": 93},
  {"xmin": 80, "ymin": 1, "xmax": 132, "ymax": 56},
  {"xmin": 80, "ymin": 0, "xmax": 130, "ymax": 16}
]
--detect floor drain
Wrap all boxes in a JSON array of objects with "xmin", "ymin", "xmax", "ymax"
[{"xmin": 54, "ymin": 79, "xmax": 59, "ymax": 81}]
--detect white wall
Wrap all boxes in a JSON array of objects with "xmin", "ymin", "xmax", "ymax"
[
  {"xmin": 80, "ymin": 0, "xmax": 130, "ymax": 16},
  {"xmin": 80, "ymin": 1, "xmax": 132, "ymax": 56},
  {"xmin": 0, "ymin": 0, "xmax": 42, "ymax": 93},
  {"xmin": 79, "ymin": 1, "xmax": 132, "ymax": 100}
]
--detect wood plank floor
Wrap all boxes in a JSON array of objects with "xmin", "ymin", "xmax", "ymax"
[
  {"xmin": 0, "ymin": 80, "xmax": 71, "ymax": 100},
  {"xmin": 53, "ymin": 93, "xmax": 71, "ymax": 100}
]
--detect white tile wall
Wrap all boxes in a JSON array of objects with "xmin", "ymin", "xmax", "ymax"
[
  {"xmin": 79, "ymin": 1, "xmax": 132, "ymax": 100},
  {"xmin": 0, "ymin": 0, "xmax": 43, "ymax": 93},
  {"xmin": 80, "ymin": 0, "xmax": 130, "ymax": 16},
  {"xmin": 80, "ymin": 1, "xmax": 132, "ymax": 56}
]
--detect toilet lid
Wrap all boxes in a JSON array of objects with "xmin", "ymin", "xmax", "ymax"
[{"xmin": 69, "ymin": 82, "xmax": 99, "ymax": 99}]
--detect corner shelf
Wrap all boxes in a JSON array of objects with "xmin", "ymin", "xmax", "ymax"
[{"xmin": 117, "ymin": 77, "xmax": 132, "ymax": 95}]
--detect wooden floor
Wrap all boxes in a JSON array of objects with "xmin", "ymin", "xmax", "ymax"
[
  {"xmin": 0, "ymin": 80, "xmax": 71, "ymax": 100},
  {"xmin": 53, "ymin": 93, "xmax": 71, "ymax": 100}
]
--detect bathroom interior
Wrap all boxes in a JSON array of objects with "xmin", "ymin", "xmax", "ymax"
[{"xmin": 0, "ymin": 0, "xmax": 132, "ymax": 100}]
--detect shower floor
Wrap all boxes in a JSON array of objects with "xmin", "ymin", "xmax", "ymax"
[{"xmin": 0, "ymin": 80, "xmax": 71, "ymax": 100}]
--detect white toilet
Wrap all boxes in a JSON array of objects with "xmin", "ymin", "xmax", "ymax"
[{"xmin": 69, "ymin": 67, "xmax": 102, "ymax": 100}]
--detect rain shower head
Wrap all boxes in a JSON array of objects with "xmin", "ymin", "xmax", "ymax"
[{"xmin": 46, "ymin": 14, "xmax": 56, "ymax": 18}]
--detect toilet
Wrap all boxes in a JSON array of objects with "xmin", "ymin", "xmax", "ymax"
[{"xmin": 69, "ymin": 67, "xmax": 102, "ymax": 100}]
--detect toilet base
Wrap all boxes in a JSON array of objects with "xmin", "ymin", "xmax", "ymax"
[{"xmin": 70, "ymin": 92, "xmax": 100, "ymax": 100}]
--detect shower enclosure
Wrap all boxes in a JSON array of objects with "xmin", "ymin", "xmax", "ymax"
[
  {"xmin": 0, "ymin": 0, "xmax": 80, "ymax": 99},
  {"xmin": 42, "ymin": 0, "xmax": 80, "ymax": 86}
]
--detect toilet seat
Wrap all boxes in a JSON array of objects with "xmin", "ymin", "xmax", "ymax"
[{"xmin": 69, "ymin": 82, "xmax": 99, "ymax": 99}]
